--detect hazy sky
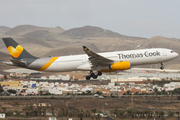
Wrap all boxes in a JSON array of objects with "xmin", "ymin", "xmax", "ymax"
[{"xmin": 0, "ymin": 0, "xmax": 180, "ymax": 38}]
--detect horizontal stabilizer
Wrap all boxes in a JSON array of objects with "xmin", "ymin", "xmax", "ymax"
[
  {"xmin": 9, "ymin": 59, "xmax": 27, "ymax": 67},
  {"xmin": 2, "ymin": 61, "xmax": 14, "ymax": 66}
]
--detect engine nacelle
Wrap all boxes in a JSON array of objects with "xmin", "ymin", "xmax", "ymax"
[{"xmin": 109, "ymin": 61, "xmax": 130, "ymax": 70}]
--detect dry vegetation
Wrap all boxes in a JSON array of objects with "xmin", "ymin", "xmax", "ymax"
[{"xmin": 0, "ymin": 96, "xmax": 180, "ymax": 119}]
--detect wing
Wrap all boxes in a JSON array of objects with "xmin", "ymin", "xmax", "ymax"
[{"xmin": 83, "ymin": 46, "xmax": 114, "ymax": 66}]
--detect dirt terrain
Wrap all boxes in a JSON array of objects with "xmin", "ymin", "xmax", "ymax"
[
  {"xmin": 1, "ymin": 96, "xmax": 180, "ymax": 112},
  {"xmin": 0, "ymin": 96, "xmax": 179, "ymax": 120}
]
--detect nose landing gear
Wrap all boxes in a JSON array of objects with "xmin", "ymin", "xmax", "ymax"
[
  {"xmin": 160, "ymin": 62, "xmax": 164, "ymax": 70},
  {"xmin": 85, "ymin": 71, "xmax": 102, "ymax": 80}
]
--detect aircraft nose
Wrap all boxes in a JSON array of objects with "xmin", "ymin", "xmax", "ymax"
[
  {"xmin": 175, "ymin": 52, "xmax": 179, "ymax": 57},
  {"xmin": 173, "ymin": 52, "xmax": 179, "ymax": 58}
]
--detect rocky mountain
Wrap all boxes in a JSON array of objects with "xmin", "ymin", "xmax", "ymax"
[
  {"xmin": 5, "ymin": 25, "xmax": 65, "ymax": 36},
  {"xmin": 60, "ymin": 26, "xmax": 144, "ymax": 40},
  {"xmin": 0, "ymin": 26, "xmax": 11, "ymax": 35},
  {"xmin": 0, "ymin": 52, "xmax": 14, "ymax": 74},
  {"xmin": 0, "ymin": 26, "xmax": 11, "ymax": 31},
  {"xmin": 0, "ymin": 51, "xmax": 10, "ymax": 60}
]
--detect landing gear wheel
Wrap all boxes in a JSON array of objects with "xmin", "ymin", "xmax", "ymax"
[
  {"xmin": 160, "ymin": 63, "xmax": 164, "ymax": 70},
  {"xmin": 92, "ymin": 75, "xmax": 98, "ymax": 79},
  {"xmin": 160, "ymin": 66, "xmax": 164, "ymax": 70},
  {"xmin": 86, "ymin": 70, "xmax": 101, "ymax": 80},
  {"xmin": 86, "ymin": 76, "xmax": 91, "ymax": 80},
  {"xmin": 90, "ymin": 72, "xmax": 95, "ymax": 76},
  {"xmin": 97, "ymin": 71, "xmax": 102, "ymax": 76}
]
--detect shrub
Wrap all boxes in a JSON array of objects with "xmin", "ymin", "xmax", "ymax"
[
  {"xmin": 168, "ymin": 111, "xmax": 174, "ymax": 117},
  {"xmin": 7, "ymin": 89, "xmax": 17, "ymax": 94},
  {"xmin": 177, "ymin": 96, "xmax": 180, "ymax": 100}
]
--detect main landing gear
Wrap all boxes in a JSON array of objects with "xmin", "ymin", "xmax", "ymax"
[
  {"xmin": 85, "ymin": 71, "xmax": 102, "ymax": 80},
  {"xmin": 160, "ymin": 62, "xmax": 164, "ymax": 70}
]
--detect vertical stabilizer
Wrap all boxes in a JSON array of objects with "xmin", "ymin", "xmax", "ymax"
[{"xmin": 2, "ymin": 38, "xmax": 38, "ymax": 60}]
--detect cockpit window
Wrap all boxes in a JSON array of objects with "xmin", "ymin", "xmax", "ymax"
[{"xmin": 171, "ymin": 51, "xmax": 174, "ymax": 53}]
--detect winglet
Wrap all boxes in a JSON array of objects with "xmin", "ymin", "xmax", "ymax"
[{"xmin": 83, "ymin": 46, "xmax": 89, "ymax": 51}]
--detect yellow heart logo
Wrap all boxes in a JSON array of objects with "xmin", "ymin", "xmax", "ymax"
[{"xmin": 7, "ymin": 45, "xmax": 23, "ymax": 58}]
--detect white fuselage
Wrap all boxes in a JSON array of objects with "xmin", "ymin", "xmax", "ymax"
[{"xmin": 36, "ymin": 48, "xmax": 178, "ymax": 72}]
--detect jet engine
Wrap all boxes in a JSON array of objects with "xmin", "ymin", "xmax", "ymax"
[
  {"xmin": 109, "ymin": 61, "xmax": 130, "ymax": 70},
  {"xmin": 100, "ymin": 61, "xmax": 130, "ymax": 72}
]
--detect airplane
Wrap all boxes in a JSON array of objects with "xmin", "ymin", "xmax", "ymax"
[{"xmin": 2, "ymin": 38, "xmax": 179, "ymax": 80}]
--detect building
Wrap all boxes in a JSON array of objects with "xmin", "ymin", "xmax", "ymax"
[
  {"xmin": 10, "ymin": 72, "xmax": 29, "ymax": 78},
  {"xmin": 0, "ymin": 81, "xmax": 21, "ymax": 87}
]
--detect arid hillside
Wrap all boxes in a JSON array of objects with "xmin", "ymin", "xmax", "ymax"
[{"xmin": 5, "ymin": 25, "xmax": 65, "ymax": 36}]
